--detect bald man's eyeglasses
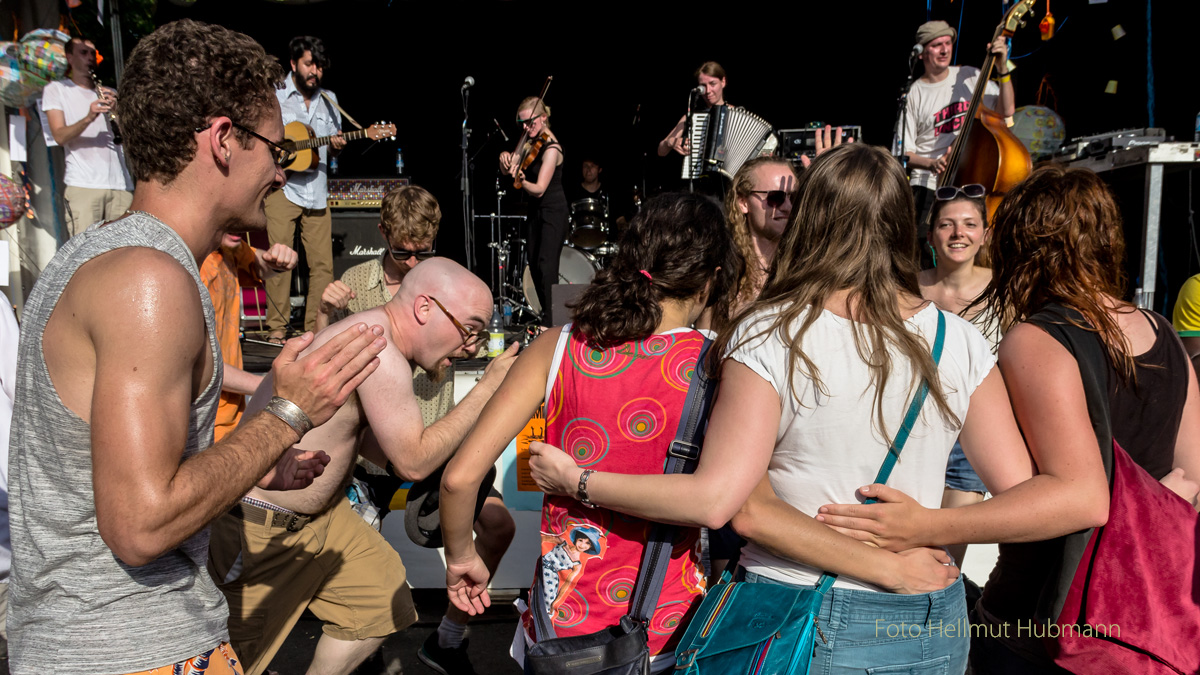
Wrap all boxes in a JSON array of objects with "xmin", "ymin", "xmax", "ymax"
[{"xmin": 429, "ymin": 296, "xmax": 487, "ymax": 348}]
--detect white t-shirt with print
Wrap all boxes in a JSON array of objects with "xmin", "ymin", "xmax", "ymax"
[
  {"xmin": 902, "ymin": 66, "xmax": 999, "ymax": 190},
  {"xmin": 40, "ymin": 79, "xmax": 133, "ymax": 191},
  {"xmin": 727, "ymin": 303, "xmax": 996, "ymax": 592}
]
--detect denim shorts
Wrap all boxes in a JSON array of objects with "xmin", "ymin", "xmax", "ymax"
[
  {"xmin": 944, "ymin": 440, "xmax": 987, "ymax": 494},
  {"xmin": 740, "ymin": 570, "xmax": 969, "ymax": 675}
]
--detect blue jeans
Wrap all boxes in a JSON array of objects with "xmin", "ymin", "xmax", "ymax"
[
  {"xmin": 741, "ymin": 570, "xmax": 969, "ymax": 675},
  {"xmin": 945, "ymin": 440, "xmax": 987, "ymax": 494}
]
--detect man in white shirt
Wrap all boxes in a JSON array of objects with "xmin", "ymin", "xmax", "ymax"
[
  {"xmin": 263, "ymin": 35, "xmax": 345, "ymax": 340},
  {"xmin": 40, "ymin": 37, "xmax": 134, "ymax": 238},
  {"xmin": 901, "ymin": 20, "xmax": 1014, "ymax": 227}
]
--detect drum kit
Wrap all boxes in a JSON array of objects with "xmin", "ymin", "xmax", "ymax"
[{"xmin": 485, "ymin": 192, "xmax": 622, "ymax": 324}]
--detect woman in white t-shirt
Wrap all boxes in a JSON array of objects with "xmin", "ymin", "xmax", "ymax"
[{"xmin": 526, "ymin": 144, "xmax": 1044, "ymax": 673}]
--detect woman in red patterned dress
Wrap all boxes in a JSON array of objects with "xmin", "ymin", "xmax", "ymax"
[{"xmin": 440, "ymin": 192, "xmax": 739, "ymax": 672}]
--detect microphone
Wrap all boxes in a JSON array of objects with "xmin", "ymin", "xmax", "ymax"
[
  {"xmin": 461, "ymin": 76, "xmax": 475, "ymax": 90},
  {"xmin": 910, "ymin": 43, "xmax": 924, "ymax": 57},
  {"xmin": 493, "ymin": 118, "xmax": 509, "ymax": 142},
  {"xmin": 691, "ymin": 85, "xmax": 707, "ymax": 95}
]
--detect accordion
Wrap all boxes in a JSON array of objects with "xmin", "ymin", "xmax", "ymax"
[{"xmin": 681, "ymin": 105, "xmax": 779, "ymax": 180}]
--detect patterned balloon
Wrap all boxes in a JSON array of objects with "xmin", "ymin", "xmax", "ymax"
[{"xmin": 1010, "ymin": 105, "xmax": 1067, "ymax": 159}]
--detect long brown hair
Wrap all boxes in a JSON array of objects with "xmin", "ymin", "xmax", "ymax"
[
  {"xmin": 724, "ymin": 157, "xmax": 797, "ymax": 310},
  {"xmin": 715, "ymin": 143, "xmax": 958, "ymax": 436},
  {"xmin": 974, "ymin": 165, "xmax": 1135, "ymax": 380}
]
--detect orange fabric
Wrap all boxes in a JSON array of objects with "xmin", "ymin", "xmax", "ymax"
[
  {"xmin": 200, "ymin": 242, "xmax": 262, "ymax": 442},
  {"xmin": 124, "ymin": 642, "xmax": 243, "ymax": 675}
]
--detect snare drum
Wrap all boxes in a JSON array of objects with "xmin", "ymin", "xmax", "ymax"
[
  {"xmin": 568, "ymin": 198, "xmax": 609, "ymax": 250},
  {"xmin": 522, "ymin": 245, "xmax": 599, "ymax": 315}
]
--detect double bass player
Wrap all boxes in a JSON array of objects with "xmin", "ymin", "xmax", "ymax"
[{"xmin": 902, "ymin": 20, "xmax": 1015, "ymax": 227}]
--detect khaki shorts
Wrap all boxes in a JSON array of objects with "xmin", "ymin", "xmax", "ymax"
[
  {"xmin": 207, "ymin": 497, "xmax": 417, "ymax": 675},
  {"xmin": 63, "ymin": 185, "xmax": 132, "ymax": 238}
]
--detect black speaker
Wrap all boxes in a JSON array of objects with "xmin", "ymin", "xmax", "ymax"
[
  {"xmin": 550, "ymin": 283, "xmax": 589, "ymax": 325},
  {"xmin": 331, "ymin": 210, "xmax": 384, "ymax": 279}
]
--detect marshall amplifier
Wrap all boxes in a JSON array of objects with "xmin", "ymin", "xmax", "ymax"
[
  {"xmin": 331, "ymin": 210, "xmax": 385, "ymax": 279},
  {"xmin": 328, "ymin": 177, "xmax": 410, "ymax": 209}
]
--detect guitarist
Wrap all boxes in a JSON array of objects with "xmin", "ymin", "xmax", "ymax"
[
  {"xmin": 264, "ymin": 35, "xmax": 346, "ymax": 340},
  {"xmin": 902, "ymin": 20, "xmax": 1015, "ymax": 230},
  {"xmin": 40, "ymin": 37, "xmax": 134, "ymax": 239}
]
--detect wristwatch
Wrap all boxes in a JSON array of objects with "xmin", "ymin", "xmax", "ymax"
[{"xmin": 577, "ymin": 469, "xmax": 598, "ymax": 509}]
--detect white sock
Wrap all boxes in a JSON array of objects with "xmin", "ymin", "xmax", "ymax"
[{"xmin": 437, "ymin": 616, "xmax": 467, "ymax": 649}]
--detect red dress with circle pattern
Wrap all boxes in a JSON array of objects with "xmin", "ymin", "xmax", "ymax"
[{"xmin": 522, "ymin": 326, "xmax": 708, "ymax": 657}]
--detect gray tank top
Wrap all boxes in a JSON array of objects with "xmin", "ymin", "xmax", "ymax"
[{"xmin": 7, "ymin": 213, "xmax": 228, "ymax": 673}]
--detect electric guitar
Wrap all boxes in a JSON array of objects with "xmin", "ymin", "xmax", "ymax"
[{"xmin": 282, "ymin": 121, "xmax": 397, "ymax": 173}]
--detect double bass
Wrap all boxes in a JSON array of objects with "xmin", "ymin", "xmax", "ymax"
[{"xmin": 938, "ymin": 0, "xmax": 1038, "ymax": 219}]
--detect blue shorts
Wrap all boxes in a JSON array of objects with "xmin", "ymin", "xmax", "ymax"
[
  {"xmin": 739, "ymin": 569, "xmax": 969, "ymax": 675},
  {"xmin": 945, "ymin": 440, "xmax": 987, "ymax": 494}
]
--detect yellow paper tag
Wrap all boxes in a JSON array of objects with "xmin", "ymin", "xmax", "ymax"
[
  {"xmin": 1105, "ymin": 80, "xmax": 1119, "ymax": 95},
  {"xmin": 1112, "ymin": 24, "xmax": 1126, "ymax": 40}
]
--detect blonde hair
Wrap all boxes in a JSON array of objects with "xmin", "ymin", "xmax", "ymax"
[
  {"xmin": 724, "ymin": 157, "xmax": 797, "ymax": 310},
  {"xmin": 518, "ymin": 97, "xmax": 551, "ymax": 128}
]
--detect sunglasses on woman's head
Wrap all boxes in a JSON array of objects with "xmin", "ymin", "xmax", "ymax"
[
  {"xmin": 748, "ymin": 190, "xmax": 798, "ymax": 209},
  {"xmin": 935, "ymin": 184, "xmax": 986, "ymax": 201}
]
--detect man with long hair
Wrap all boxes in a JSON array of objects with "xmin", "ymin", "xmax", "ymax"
[{"xmin": 263, "ymin": 35, "xmax": 346, "ymax": 341}]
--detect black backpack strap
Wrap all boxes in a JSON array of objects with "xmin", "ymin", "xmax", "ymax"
[{"xmin": 627, "ymin": 338, "xmax": 716, "ymax": 623}]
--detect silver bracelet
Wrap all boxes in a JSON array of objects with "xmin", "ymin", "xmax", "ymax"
[
  {"xmin": 577, "ymin": 469, "xmax": 598, "ymax": 509},
  {"xmin": 262, "ymin": 396, "xmax": 314, "ymax": 438}
]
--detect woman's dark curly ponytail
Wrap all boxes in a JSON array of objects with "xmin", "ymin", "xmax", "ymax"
[{"xmin": 570, "ymin": 192, "xmax": 739, "ymax": 350}]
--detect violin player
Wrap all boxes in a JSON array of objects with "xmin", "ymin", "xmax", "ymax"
[
  {"xmin": 902, "ymin": 20, "xmax": 1015, "ymax": 228},
  {"xmin": 500, "ymin": 97, "xmax": 567, "ymax": 326}
]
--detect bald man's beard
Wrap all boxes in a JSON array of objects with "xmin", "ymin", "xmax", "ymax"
[{"xmin": 425, "ymin": 362, "xmax": 447, "ymax": 383}]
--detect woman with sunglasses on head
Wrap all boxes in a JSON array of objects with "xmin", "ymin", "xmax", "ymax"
[
  {"xmin": 520, "ymin": 144, "xmax": 1054, "ymax": 673},
  {"xmin": 440, "ymin": 193, "xmax": 740, "ymax": 672},
  {"xmin": 500, "ymin": 98, "xmax": 567, "ymax": 326},
  {"xmin": 818, "ymin": 166, "xmax": 1200, "ymax": 673},
  {"xmin": 919, "ymin": 183, "xmax": 1000, "ymax": 570}
]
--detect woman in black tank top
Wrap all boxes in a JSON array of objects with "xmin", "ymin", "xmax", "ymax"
[
  {"xmin": 814, "ymin": 167, "xmax": 1200, "ymax": 673},
  {"xmin": 500, "ymin": 97, "xmax": 567, "ymax": 326}
]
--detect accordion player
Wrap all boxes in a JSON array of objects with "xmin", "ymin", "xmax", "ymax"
[{"xmin": 682, "ymin": 105, "xmax": 779, "ymax": 180}]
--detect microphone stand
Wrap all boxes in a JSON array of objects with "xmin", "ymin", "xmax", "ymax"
[
  {"xmin": 461, "ymin": 86, "xmax": 474, "ymax": 271},
  {"xmin": 893, "ymin": 54, "xmax": 921, "ymax": 168}
]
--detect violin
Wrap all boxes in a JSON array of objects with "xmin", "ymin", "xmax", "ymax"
[
  {"xmin": 506, "ymin": 76, "xmax": 553, "ymax": 190},
  {"xmin": 513, "ymin": 131, "xmax": 551, "ymax": 190}
]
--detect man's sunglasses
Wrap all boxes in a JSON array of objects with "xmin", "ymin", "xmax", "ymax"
[
  {"xmin": 389, "ymin": 248, "xmax": 436, "ymax": 263},
  {"xmin": 935, "ymin": 184, "xmax": 986, "ymax": 201},
  {"xmin": 429, "ymin": 296, "xmax": 488, "ymax": 349},
  {"xmin": 195, "ymin": 121, "xmax": 293, "ymax": 167},
  {"xmin": 748, "ymin": 189, "xmax": 798, "ymax": 209}
]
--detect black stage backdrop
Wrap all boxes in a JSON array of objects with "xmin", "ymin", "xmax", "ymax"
[{"xmin": 151, "ymin": 0, "xmax": 1200, "ymax": 310}]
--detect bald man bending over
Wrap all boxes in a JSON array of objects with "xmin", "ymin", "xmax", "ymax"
[{"xmin": 207, "ymin": 258, "xmax": 519, "ymax": 675}]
